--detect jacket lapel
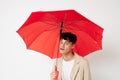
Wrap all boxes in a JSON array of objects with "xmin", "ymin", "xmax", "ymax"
[
  {"xmin": 57, "ymin": 58, "xmax": 62, "ymax": 80},
  {"xmin": 57, "ymin": 54, "xmax": 81, "ymax": 80},
  {"xmin": 71, "ymin": 54, "xmax": 81, "ymax": 80}
]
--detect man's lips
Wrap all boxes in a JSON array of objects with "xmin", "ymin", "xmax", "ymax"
[{"xmin": 60, "ymin": 48, "xmax": 64, "ymax": 50}]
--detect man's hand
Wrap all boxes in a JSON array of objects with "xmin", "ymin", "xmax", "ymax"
[{"xmin": 50, "ymin": 66, "xmax": 59, "ymax": 80}]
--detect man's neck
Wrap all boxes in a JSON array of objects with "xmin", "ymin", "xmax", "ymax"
[{"xmin": 63, "ymin": 52, "xmax": 75, "ymax": 61}]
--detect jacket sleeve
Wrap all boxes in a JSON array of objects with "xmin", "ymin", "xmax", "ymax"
[{"xmin": 83, "ymin": 59, "xmax": 91, "ymax": 80}]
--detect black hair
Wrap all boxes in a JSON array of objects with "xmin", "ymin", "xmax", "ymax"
[{"xmin": 60, "ymin": 32, "xmax": 77, "ymax": 44}]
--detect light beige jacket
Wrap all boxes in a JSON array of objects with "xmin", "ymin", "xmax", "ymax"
[{"xmin": 52, "ymin": 54, "xmax": 91, "ymax": 80}]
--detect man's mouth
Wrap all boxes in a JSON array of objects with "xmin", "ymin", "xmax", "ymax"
[{"xmin": 60, "ymin": 48, "xmax": 64, "ymax": 50}]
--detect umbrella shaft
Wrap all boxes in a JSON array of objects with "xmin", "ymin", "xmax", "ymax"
[{"xmin": 60, "ymin": 21, "xmax": 63, "ymax": 35}]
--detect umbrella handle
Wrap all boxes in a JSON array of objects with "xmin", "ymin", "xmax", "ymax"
[{"xmin": 53, "ymin": 66, "xmax": 59, "ymax": 80}]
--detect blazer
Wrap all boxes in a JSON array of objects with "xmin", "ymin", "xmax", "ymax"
[{"xmin": 52, "ymin": 53, "xmax": 91, "ymax": 80}]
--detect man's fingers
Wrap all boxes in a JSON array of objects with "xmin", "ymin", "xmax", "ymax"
[{"xmin": 50, "ymin": 71, "xmax": 56, "ymax": 79}]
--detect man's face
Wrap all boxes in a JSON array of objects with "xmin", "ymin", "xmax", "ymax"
[{"xmin": 59, "ymin": 39, "xmax": 74, "ymax": 55}]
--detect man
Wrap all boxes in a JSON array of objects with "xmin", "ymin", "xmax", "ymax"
[{"xmin": 50, "ymin": 32, "xmax": 91, "ymax": 80}]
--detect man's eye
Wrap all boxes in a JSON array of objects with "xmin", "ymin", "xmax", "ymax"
[{"xmin": 66, "ymin": 42, "xmax": 69, "ymax": 45}]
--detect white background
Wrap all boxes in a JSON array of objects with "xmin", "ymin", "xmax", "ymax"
[{"xmin": 0, "ymin": 0, "xmax": 120, "ymax": 80}]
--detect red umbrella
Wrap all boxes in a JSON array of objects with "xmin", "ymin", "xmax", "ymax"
[{"xmin": 17, "ymin": 9, "xmax": 103, "ymax": 58}]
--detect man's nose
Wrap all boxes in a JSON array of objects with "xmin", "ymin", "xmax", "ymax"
[{"xmin": 60, "ymin": 43, "xmax": 65, "ymax": 48}]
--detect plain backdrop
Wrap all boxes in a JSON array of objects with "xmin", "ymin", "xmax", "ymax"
[{"xmin": 0, "ymin": 0, "xmax": 120, "ymax": 80}]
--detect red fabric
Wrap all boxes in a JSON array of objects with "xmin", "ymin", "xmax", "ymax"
[{"xmin": 17, "ymin": 9, "xmax": 103, "ymax": 58}]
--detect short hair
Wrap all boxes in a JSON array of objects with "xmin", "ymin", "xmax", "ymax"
[{"xmin": 60, "ymin": 32, "xmax": 77, "ymax": 44}]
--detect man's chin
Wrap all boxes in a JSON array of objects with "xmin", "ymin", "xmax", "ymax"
[
  {"xmin": 59, "ymin": 52, "xmax": 63, "ymax": 54},
  {"xmin": 60, "ymin": 52, "xmax": 67, "ymax": 55},
  {"xmin": 59, "ymin": 51, "xmax": 64, "ymax": 54}
]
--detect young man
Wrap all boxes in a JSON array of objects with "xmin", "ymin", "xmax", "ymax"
[{"xmin": 50, "ymin": 32, "xmax": 91, "ymax": 80}]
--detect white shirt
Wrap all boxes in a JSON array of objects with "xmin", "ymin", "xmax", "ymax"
[{"xmin": 62, "ymin": 59, "xmax": 75, "ymax": 80}]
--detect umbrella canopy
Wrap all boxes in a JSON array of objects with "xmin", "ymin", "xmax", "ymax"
[{"xmin": 17, "ymin": 9, "xmax": 103, "ymax": 58}]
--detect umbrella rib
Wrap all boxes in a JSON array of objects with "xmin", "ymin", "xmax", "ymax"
[
  {"xmin": 44, "ymin": 27, "xmax": 59, "ymax": 32},
  {"xmin": 40, "ymin": 21, "xmax": 59, "ymax": 26},
  {"xmin": 63, "ymin": 26, "xmax": 82, "ymax": 31},
  {"xmin": 27, "ymin": 25, "xmax": 59, "ymax": 48},
  {"xmin": 64, "ymin": 20, "xmax": 81, "ymax": 27},
  {"xmin": 46, "ymin": 13, "xmax": 60, "ymax": 23}
]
